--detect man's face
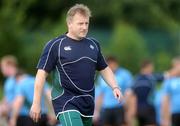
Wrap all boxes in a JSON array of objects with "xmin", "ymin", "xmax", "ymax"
[
  {"xmin": 68, "ymin": 13, "xmax": 89, "ymax": 39},
  {"xmin": 146, "ymin": 64, "xmax": 154, "ymax": 74},
  {"xmin": 0, "ymin": 62, "xmax": 15, "ymax": 77}
]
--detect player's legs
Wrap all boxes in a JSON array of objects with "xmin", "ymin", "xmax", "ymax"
[
  {"xmin": 17, "ymin": 115, "xmax": 35, "ymax": 126},
  {"xmin": 137, "ymin": 104, "xmax": 156, "ymax": 126},
  {"xmin": 100, "ymin": 107, "xmax": 125, "ymax": 126},
  {"xmin": 172, "ymin": 113, "xmax": 180, "ymax": 126}
]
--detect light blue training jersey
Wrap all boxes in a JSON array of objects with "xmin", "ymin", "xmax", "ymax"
[
  {"xmin": 154, "ymin": 87, "xmax": 164, "ymax": 125},
  {"xmin": 4, "ymin": 76, "xmax": 16, "ymax": 104},
  {"xmin": 15, "ymin": 74, "xmax": 50, "ymax": 116},
  {"xmin": 162, "ymin": 77, "xmax": 180, "ymax": 114},
  {"xmin": 96, "ymin": 67, "xmax": 133, "ymax": 108}
]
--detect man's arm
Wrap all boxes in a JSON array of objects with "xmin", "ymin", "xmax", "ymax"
[
  {"xmin": 0, "ymin": 97, "xmax": 10, "ymax": 117},
  {"xmin": 9, "ymin": 96, "xmax": 24, "ymax": 126},
  {"xmin": 125, "ymin": 90, "xmax": 137, "ymax": 126},
  {"xmin": 100, "ymin": 66, "xmax": 123, "ymax": 102},
  {"xmin": 30, "ymin": 69, "xmax": 48, "ymax": 122},
  {"xmin": 161, "ymin": 95, "xmax": 171, "ymax": 126}
]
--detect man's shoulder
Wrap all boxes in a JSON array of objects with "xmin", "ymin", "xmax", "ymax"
[
  {"xmin": 117, "ymin": 67, "xmax": 131, "ymax": 75},
  {"xmin": 45, "ymin": 34, "xmax": 66, "ymax": 46},
  {"xmin": 4, "ymin": 77, "xmax": 16, "ymax": 86},
  {"xmin": 86, "ymin": 37, "xmax": 99, "ymax": 44},
  {"xmin": 17, "ymin": 76, "xmax": 35, "ymax": 91}
]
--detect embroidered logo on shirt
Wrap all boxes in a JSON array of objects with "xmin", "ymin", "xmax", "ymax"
[
  {"xmin": 90, "ymin": 45, "xmax": 94, "ymax": 50},
  {"xmin": 64, "ymin": 46, "xmax": 72, "ymax": 51}
]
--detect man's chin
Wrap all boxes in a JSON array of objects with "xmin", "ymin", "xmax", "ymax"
[{"xmin": 79, "ymin": 34, "xmax": 87, "ymax": 38}]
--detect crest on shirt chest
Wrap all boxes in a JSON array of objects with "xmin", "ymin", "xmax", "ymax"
[
  {"xmin": 90, "ymin": 44, "xmax": 94, "ymax": 50},
  {"xmin": 63, "ymin": 45, "xmax": 95, "ymax": 51},
  {"xmin": 64, "ymin": 46, "xmax": 72, "ymax": 51}
]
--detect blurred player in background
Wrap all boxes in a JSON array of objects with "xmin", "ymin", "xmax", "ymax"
[
  {"xmin": 161, "ymin": 56, "xmax": 180, "ymax": 126},
  {"xmin": 9, "ymin": 68, "xmax": 55, "ymax": 126},
  {"xmin": 129, "ymin": 59, "xmax": 178, "ymax": 126},
  {"xmin": 94, "ymin": 56, "xmax": 133, "ymax": 126},
  {"xmin": 0, "ymin": 55, "xmax": 18, "ymax": 125}
]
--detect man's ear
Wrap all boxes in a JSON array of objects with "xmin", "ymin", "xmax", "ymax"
[{"xmin": 67, "ymin": 20, "xmax": 72, "ymax": 28}]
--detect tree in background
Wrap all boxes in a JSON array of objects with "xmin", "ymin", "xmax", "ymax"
[
  {"xmin": 0, "ymin": 0, "xmax": 179, "ymax": 74},
  {"xmin": 105, "ymin": 22, "xmax": 148, "ymax": 73}
]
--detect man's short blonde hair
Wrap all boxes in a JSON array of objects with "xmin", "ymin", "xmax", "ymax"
[
  {"xmin": 0, "ymin": 55, "xmax": 18, "ymax": 67},
  {"xmin": 172, "ymin": 56, "xmax": 180, "ymax": 65},
  {"xmin": 66, "ymin": 4, "xmax": 91, "ymax": 23}
]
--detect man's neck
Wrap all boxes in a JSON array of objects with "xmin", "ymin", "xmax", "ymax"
[{"xmin": 66, "ymin": 32, "xmax": 82, "ymax": 41}]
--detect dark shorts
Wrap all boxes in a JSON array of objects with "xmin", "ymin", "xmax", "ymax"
[
  {"xmin": 100, "ymin": 106, "xmax": 125, "ymax": 126},
  {"xmin": 58, "ymin": 111, "xmax": 92, "ymax": 126},
  {"xmin": 17, "ymin": 114, "xmax": 49, "ymax": 126},
  {"xmin": 137, "ymin": 104, "xmax": 156, "ymax": 126},
  {"xmin": 172, "ymin": 113, "xmax": 180, "ymax": 126}
]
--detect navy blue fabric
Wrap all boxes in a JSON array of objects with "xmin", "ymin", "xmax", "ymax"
[
  {"xmin": 132, "ymin": 73, "xmax": 164, "ymax": 105},
  {"xmin": 37, "ymin": 34, "xmax": 107, "ymax": 117},
  {"xmin": 132, "ymin": 73, "xmax": 164, "ymax": 125}
]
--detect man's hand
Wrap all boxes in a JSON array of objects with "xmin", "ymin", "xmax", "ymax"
[
  {"xmin": 30, "ymin": 69, "xmax": 48, "ymax": 123},
  {"xmin": 29, "ymin": 103, "xmax": 41, "ymax": 123},
  {"xmin": 113, "ymin": 87, "xmax": 123, "ymax": 103}
]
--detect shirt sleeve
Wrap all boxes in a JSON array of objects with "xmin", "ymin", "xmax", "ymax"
[
  {"xmin": 37, "ymin": 40, "xmax": 59, "ymax": 73},
  {"xmin": 153, "ymin": 73, "xmax": 164, "ymax": 82},
  {"xmin": 130, "ymin": 75, "xmax": 140, "ymax": 92},
  {"xmin": 94, "ymin": 41, "xmax": 108, "ymax": 71},
  {"xmin": 15, "ymin": 84, "xmax": 25, "ymax": 97},
  {"xmin": 124, "ymin": 70, "xmax": 133, "ymax": 88}
]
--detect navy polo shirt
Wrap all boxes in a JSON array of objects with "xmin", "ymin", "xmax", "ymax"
[{"xmin": 37, "ymin": 34, "xmax": 107, "ymax": 118}]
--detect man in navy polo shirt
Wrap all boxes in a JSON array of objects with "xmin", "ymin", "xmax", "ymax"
[
  {"xmin": 30, "ymin": 4, "xmax": 123, "ymax": 126},
  {"xmin": 130, "ymin": 59, "xmax": 179, "ymax": 126}
]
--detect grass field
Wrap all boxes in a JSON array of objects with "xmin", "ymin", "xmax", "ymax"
[{"xmin": 0, "ymin": 84, "xmax": 3, "ymax": 100}]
